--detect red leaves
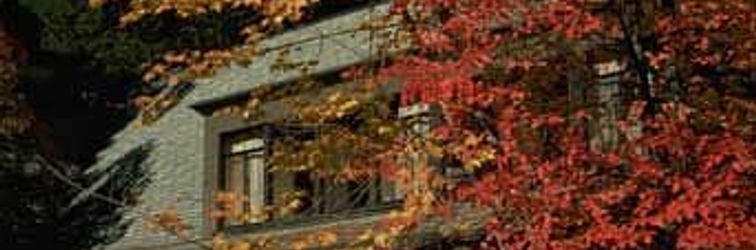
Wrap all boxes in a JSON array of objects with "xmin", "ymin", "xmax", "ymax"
[
  {"xmin": 654, "ymin": 0, "xmax": 755, "ymax": 72},
  {"xmin": 512, "ymin": 0, "xmax": 603, "ymax": 39},
  {"xmin": 678, "ymin": 220, "xmax": 756, "ymax": 250},
  {"xmin": 463, "ymin": 172, "xmax": 502, "ymax": 206},
  {"xmin": 378, "ymin": 0, "xmax": 756, "ymax": 249},
  {"xmin": 416, "ymin": 29, "xmax": 456, "ymax": 54}
]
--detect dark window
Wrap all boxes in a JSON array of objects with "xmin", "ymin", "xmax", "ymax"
[{"xmin": 219, "ymin": 124, "xmax": 395, "ymax": 227}]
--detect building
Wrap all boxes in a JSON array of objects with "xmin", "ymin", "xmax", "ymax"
[{"xmin": 91, "ymin": 2, "xmax": 479, "ymax": 249}]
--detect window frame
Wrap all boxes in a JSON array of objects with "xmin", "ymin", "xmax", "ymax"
[
  {"xmin": 216, "ymin": 123, "xmax": 400, "ymax": 232},
  {"xmin": 219, "ymin": 129, "xmax": 272, "ymax": 225}
]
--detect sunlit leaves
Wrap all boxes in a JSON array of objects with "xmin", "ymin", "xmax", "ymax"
[{"xmin": 91, "ymin": 0, "xmax": 327, "ymax": 124}]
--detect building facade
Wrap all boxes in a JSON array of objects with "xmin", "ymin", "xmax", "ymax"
[{"xmin": 92, "ymin": 2, "xmax": 417, "ymax": 249}]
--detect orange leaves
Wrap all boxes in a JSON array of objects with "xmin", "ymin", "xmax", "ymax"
[
  {"xmin": 211, "ymin": 234, "xmax": 257, "ymax": 250},
  {"xmin": 291, "ymin": 231, "xmax": 339, "ymax": 250},
  {"xmin": 115, "ymin": 0, "xmax": 319, "ymax": 27},
  {"xmin": 210, "ymin": 191, "xmax": 251, "ymax": 223},
  {"xmin": 145, "ymin": 209, "xmax": 192, "ymax": 240},
  {"xmin": 100, "ymin": 0, "xmax": 323, "ymax": 123},
  {"xmin": 112, "ymin": 0, "xmax": 756, "ymax": 249},
  {"xmin": 448, "ymin": 132, "xmax": 497, "ymax": 172}
]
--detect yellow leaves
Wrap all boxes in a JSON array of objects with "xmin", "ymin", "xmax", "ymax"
[
  {"xmin": 229, "ymin": 241, "xmax": 251, "ymax": 250},
  {"xmin": 211, "ymin": 234, "xmax": 229, "ymax": 249},
  {"xmin": 291, "ymin": 230, "xmax": 339, "ymax": 250},
  {"xmin": 119, "ymin": 8, "xmax": 148, "ymax": 24},
  {"xmin": 336, "ymin": 99, "xmax": 360, "ymax": 117},
  {"xmin": 0, "ymin": 63, "xmax": 35, "ymax": 136},
  {"xmin": 241, "ymin": 24, "xmax": 264, "ymax": 44},
  {"xmin": 372, "ymin": 232, "xmax": 392, "ymax": 248},
  {"xmin": 326, "ymin": 92, "xmax": 344, "ymax": 103},
  {"xmin": 454, "ymin": 221, "xmax": 473, "ymax": 233},
  {"xmin": 241, "ymin": 98, "xmax": 261, "ymax": 119},
  {"xmin": 88, "ymin": 0, "xmax": 106, "ymax": 8},
  {"xmin": 291, "ymin": 240, "xmax": 309, "ymax": 250},
  {"xmin": 371, "ymin": 214, "xmax": 413, "ymax": 249},
  {"xmin": 145, "ymin": 209, "xmax": 192, "ymax": 240},
  {"xmin": 210, "ymin": 1, "xmax": 225, "ymax": 12},
  {"xmin": 463, "ymin": 148, "xmax": 496, "ymax": 172},
  {"xmin": 448, "ymin": 132, "xmax": 498, "ymax": 172},
  {"xmin": 295, "ymin": 92, "xmax": 366, "ymax": 122},
  {"xmin": 356, "ymin": 229, "xmax": 375, "ymax": 243},
  {"xmin": 212, "ymin": 234, "xmax": 253, "ymax": 250},
  {"xmin": 163, "ymin": 52, "xmax": 187, "ymax": 64},
  {"xmin": 243, "ymin": 0, "xmax": 263, "ymax": 7},
  {"xmin": 109, "ymin": 0, "xmax": 321, "ymax": 121},
  {"xmin": 115, "ymin": 0, "xmax": 318, "ymax": 27},
  {"xmin": 259, "ymin": 0, "xmax": 319, "ymax": 24},
  {"xmin": 248, "ymin": 206, "xmax": 270, "ymax": 223},
  {"xmin": 212, "ymin": 191, "xmax": 262, "ymax": 223},
  {"xmin": 278, "ymin": 197, "xmax": 304, "ymax": 216},
  {"xmin": 316, "ymin": 231, "xmax": 338, "ymax": 246},
  {"xmin": 425, "ymin": 141, "xmax": 444, "ymax": 158},
  {"xmin": 462, "ymin": 133, "xmax": 484, "ymax": 147},
  {"xmin": 143, "ymin": 63, "xmax": 168, "ymax": 82},
  {"xmin": 0, "ymin": 114, "xmax": 33, "ymax": 136},
  {"xmin": 377, "ymin": 125, "xmax": 394, "ymax": 135}
]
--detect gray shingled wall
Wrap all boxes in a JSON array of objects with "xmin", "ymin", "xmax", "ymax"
[{"xmin": 96, "ymin": 3, "xmax": 391, "ymax": 250}]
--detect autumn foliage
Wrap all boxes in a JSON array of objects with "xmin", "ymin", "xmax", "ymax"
[
  {"xmin": 375, "ymin": 0, "xmax": 756, "ymax": 249},
  {"xmin": 112, "ymin": 0, "xmax": 755, "ymax": 249}
]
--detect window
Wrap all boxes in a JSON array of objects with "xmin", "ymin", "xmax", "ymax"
[
  {"xmin": 388, "ymin": 103, "xmax": 435, "ymax": 200},
  {"xmin": 215, "ymin": 87, "xmax": 464, "ymax": 229},
  {"xmin": 391, "ymin": 101, "xmax": 472, "ymax": 199},
  {"xmin": 591, "ymin": 60, "xmax": 626, "ymax": 151},
  {"xmin": 221, "ymin": 132, "xmax": 269, "ymax": 225},
  {"xmin": 219, "ymin": 124, "xmax": 396, "ymax": 227},
  {"xmin": 398, "ymin": 101, "xmax": 481, "ymax": 195}
]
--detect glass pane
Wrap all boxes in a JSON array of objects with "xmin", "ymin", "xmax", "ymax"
[
  {"xmin": 226, "ymin": 155, "xmax": 245, "ymax": 224},
  {"xmin": 230, "ymin": 138, "xmax": 265, "ymax": 154},
  {"xmin": 247, "ymin": 154, "xmax": 266, "ymax": 223},
  {"xmin": 226, "ymin": 156, "xmax": 245, "ymax": 195}
]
